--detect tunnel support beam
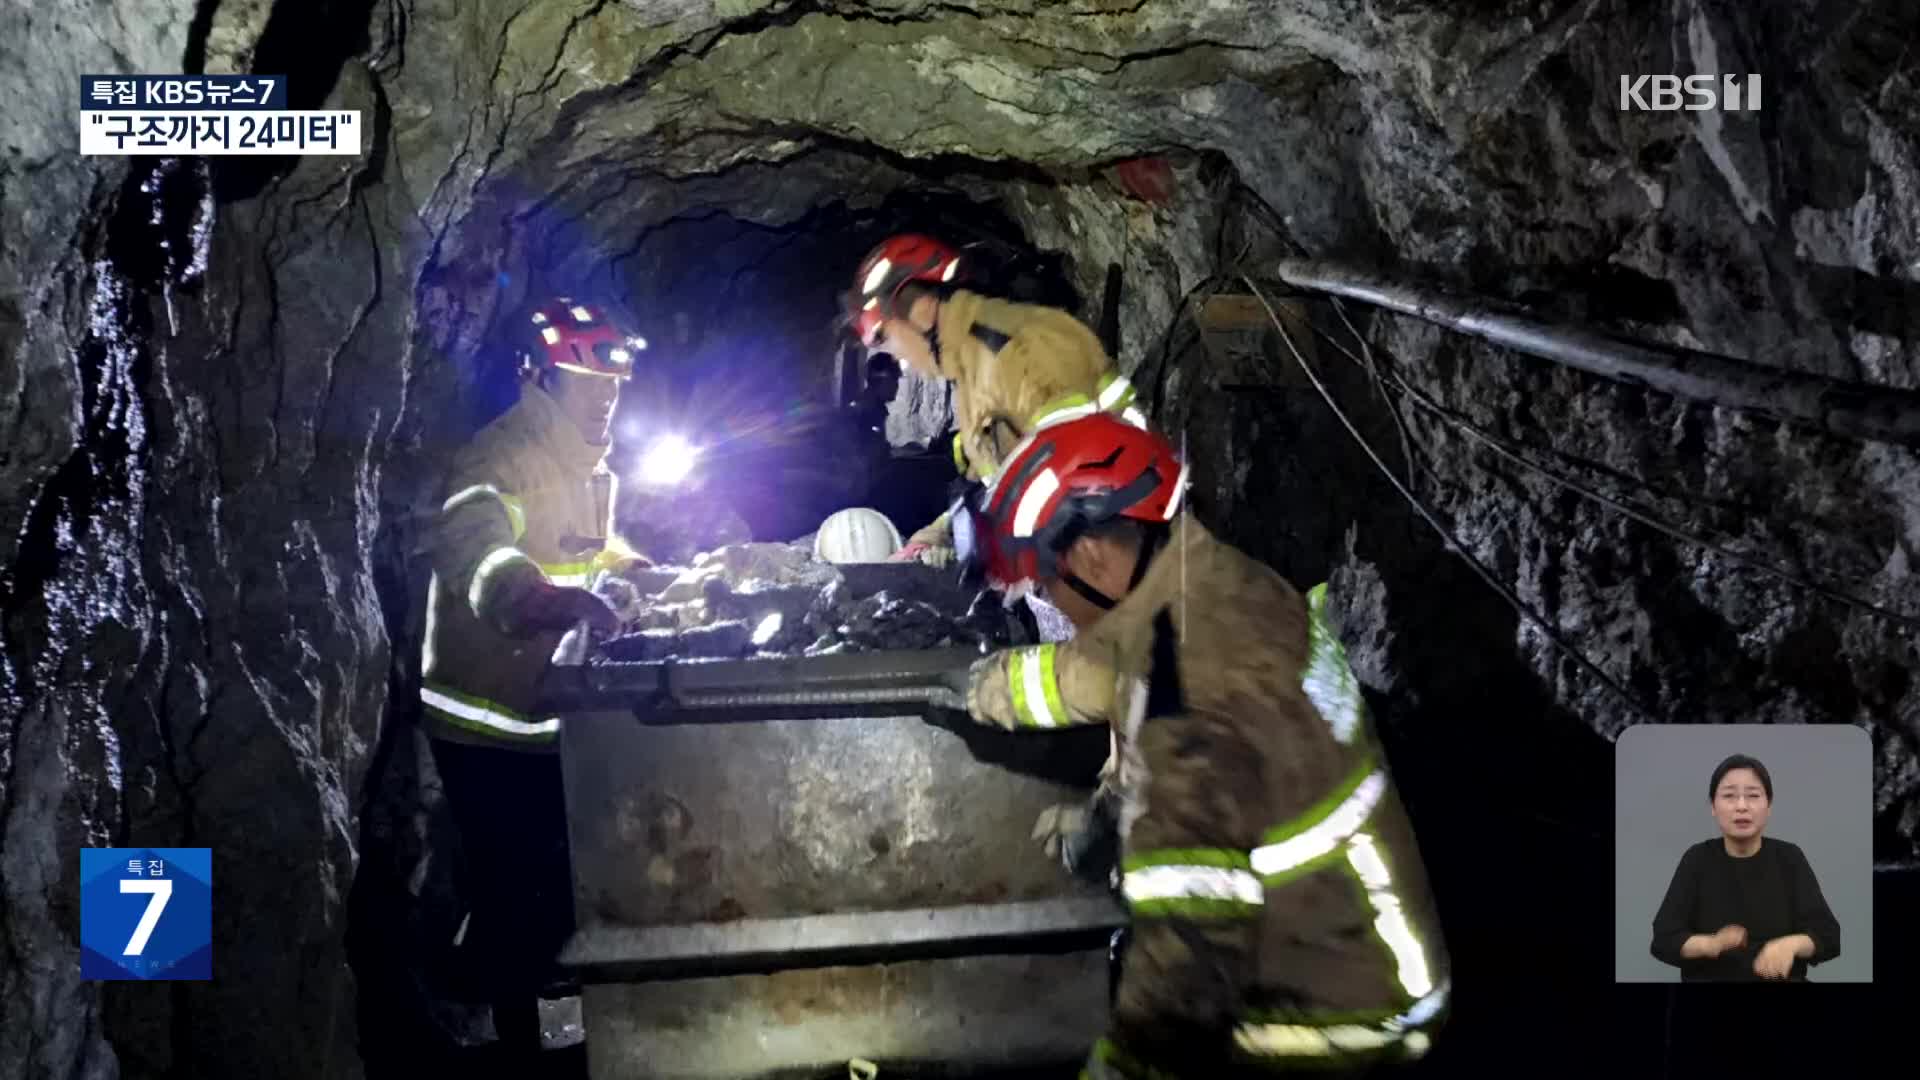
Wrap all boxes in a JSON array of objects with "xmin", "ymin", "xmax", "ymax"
[{"xmin": 1273, "ymin": 258, "xmax": 1920, "ymax": 448}]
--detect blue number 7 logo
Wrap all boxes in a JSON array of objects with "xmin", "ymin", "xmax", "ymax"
[{"xmin": 80, "ymin": 848, "xmax": 212, "ymax": 980}]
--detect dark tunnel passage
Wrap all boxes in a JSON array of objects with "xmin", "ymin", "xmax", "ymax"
[{"xmin": 5, "ymin": 3, "xmax": 1920, "ymax": 1080}]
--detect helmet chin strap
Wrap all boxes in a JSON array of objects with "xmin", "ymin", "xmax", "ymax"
[
  {"xmin": 1055, "ymin": 525, "xmax": 1166, "ymax": 612},
  {"xmin": 1060, "ymin": 570, "xmax": 1116, "ymax": 611}
]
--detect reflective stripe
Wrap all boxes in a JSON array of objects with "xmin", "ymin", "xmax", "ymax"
[
  {"xmin": 1123, "ymin": 864, "xmax": 1264, "ymax": 909},
  {"xmin": 984, "ymin": 379, "xmax": 1134, "ymax": 496},
  {"xmin": 469, "ymin": 547, "xmax": 542, "ymax": 613},
  {"xmin": 1236, "ymin": 982, "xmax": 1448, "ymax": 1061},
  {"xmin": 1235, "ymin": 1021, "xmax": 1401, "ymax": 1058},
  {"xmin": 1120, "ymin": 404, "xmax": 1149, "ymax": 429},
  {"xmin": 1032, "ymin": 399, "xmax": 1099, "ymax": 430},
  {"xmin": 1251, "ymin": 764, "xmax": 1387, "ymax": 881},
  {"xmin": 1163, "ymin": 461, "xmax": 1189, "ymax": 519},
  {"xmin": 443, "ymin": 484, "xmax": 527, "ymax": 540},
  {"xmin": 1348, "ymin": 830, "xmax": 1436, "ymax": 999},
  {"xmin": 1096, "ymin": 372, "xmax": 1137, "ymax": 412},
  {"xmin": 952, "ymin": 433, "xmax": 968, "ymax": 475},
  {"xmin": 1008, "ymin": 645, "xmax": 1067, "ymax": 728},
  {"xmin": 1122, "ymin": 852, "xmax": 1262, "ymax": 919},
  {"xmin": 1303, "ymin": 583, "xmax": 1363, "ymax": 745},
  {"xmin": 420, "ymin": 684, "xmax": 560, "ymax": 740},
  {"xmin": 539, "ymin": 560, "xmax": 594, "ymax": 589},
  {"xmin": 422, "ymin": 576, "xmax": 443, "ymax": 674},
  {"xmin": 1011, "ymin": 467, "xmax": 1060, "ymax": 538}
]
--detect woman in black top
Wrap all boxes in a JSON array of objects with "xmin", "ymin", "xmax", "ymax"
[{"xmin": 1649, "ymin": 754, "xmax": 1841, "ymax": 981}]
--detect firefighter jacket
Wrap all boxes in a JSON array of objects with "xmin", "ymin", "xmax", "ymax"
[
  {"xmin": 420, "ymin": 384, "xmax": 618, "ymax": 752},
  {"xmin": 905, "ymin": 289, "xmax": 1143, "ymax": 549},
  {"xmin": 967, "ymin": 516, "xmax": 1451, "ymax": 1074}
]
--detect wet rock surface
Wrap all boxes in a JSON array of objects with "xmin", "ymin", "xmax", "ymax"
[{"xmin": 3, "ymin": 1, "xmax": 1918, "ymax": 1078}]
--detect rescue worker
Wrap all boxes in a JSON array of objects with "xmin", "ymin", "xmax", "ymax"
[
  {"xmin": 945, "ymin": 412, "xmax": 1451, "ymax": 1076},
  {"xmin": 420, "ymin": 296, "xmax": 646, "ymax": 1058},
  {"xmin": 844, "ymin": 233, "xmax": 1146, "ymax": 566}
]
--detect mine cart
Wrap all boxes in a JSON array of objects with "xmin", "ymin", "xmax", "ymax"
[{"xmin": 542, "ymin": 564, "xmax": 1121, "ymax": 1079}]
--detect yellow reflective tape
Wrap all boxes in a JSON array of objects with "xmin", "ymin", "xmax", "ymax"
[
  {"xmin": 420, "ymin": 682, "xmax": 559, "ymax": 742},
  {"xmin": 1012, "ymin": 645, "xmax": 1063, "ymax": 727},
  {"xmin": 1346, "ymin": 830, "xmax": 1436, "ymax": 1000},
  {"xmin": 442, "ymin": 483, "xmax": 500, "ymax": 514},
  {"xmin": 1303, "ymin": 583, "xmax": 1364, "ymax": 744},
  {"xmin": 952, "ymin": 433, "xmax": 969, "ymax": 475},
  {"xmin": 1036, "ymin": 643, "xmax": 1068, "ymax": 727},
  {"xmin": 1122, "ymin": 864, "xmax": 1264, "ymax": 908},
  {"xmin": 1031, "ymin": 399, "xmax": 1098, "ymax": 431},
  {"xmin": 1096, "ymin": 372, "xmax": 1137, "ymax": 412},
  {"xmin": 1252, "ymin": 766, "xmax": 1386, "ymax": 881},
  {"xmin": 1008, "ymin": 650, "xmax": 1037, "ymax": 728},
  {"xmin": 442, "ymin": 484, "xmax": 527, "ymax": 540},
  {"xmin": 538, "ymin": 559, "xmax": 595, "ymax": 589},
  {"xmin": 469, "ymin": 546, "xmax": 542, "ymax": 614}
]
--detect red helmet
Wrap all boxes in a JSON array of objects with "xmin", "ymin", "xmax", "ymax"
[
  {"xmin": 521, "ymin": 298, "xmax": 643, "ymax": 378},
  {"xmin": 846, "ymin": 234, "xmax": 963, "ymax": 347},
  {"xmin": 957, "ymin": 412, "xmax": 1188, "ymax": 591}
]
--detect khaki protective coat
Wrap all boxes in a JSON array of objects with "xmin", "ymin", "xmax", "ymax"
[
  {"xmin": 421, "ymin": 384, "xmax": 618, "ymax": 751},
  {"xmin": 905, "ymin": 289, "xmax": 1131, "ymax": 548},
  {"xmin": 968, "ymin": 517, "xmax": 1450, "ymax": 1073}
]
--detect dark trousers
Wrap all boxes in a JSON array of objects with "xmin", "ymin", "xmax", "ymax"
[{"xmin": 431, "ymin": 737, "xmax": 576, "ymax": 1051}]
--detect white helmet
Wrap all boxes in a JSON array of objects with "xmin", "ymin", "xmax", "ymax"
[{"xmin": 813, "ymin": 508, "xmax": 903, "ymax": 563}]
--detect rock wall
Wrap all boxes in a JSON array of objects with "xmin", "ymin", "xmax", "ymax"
[{"xmin": 4, "ymin": 1, "xmax": 1918, "ymax": 1078}]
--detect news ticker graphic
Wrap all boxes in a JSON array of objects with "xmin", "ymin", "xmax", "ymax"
[
  {"xmin": 80, "ymin": 74, "xmax": 359, "ymax": 157},
  {"xmin": 79, "ymin": 848, "xmax": 213, "ymax": 981}
]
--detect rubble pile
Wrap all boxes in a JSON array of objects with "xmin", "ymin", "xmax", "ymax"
[{"xmin": 595, "ymin": 542, "xmax": 1036, "ymax": 662}]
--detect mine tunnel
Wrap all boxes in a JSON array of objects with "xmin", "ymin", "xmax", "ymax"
[{"xmin": 3, "ymin": 2, "xmax": 1919, "ymax": 1079}]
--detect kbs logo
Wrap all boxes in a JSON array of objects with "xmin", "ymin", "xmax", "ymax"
[{"xmin": 1619, "ymin": 74, "xmax": 1762, "ymax": 112}]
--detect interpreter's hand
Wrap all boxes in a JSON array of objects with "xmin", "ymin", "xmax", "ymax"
[
  {"xmin": 1711, "ymin": 924, "xmax": 1748, "ymax": 956},
  {"xmin": 515, "ymin": 585, "xmax": 619, "ymax": 636},
  {"xmin": 1753, "ymin": 936, "xmax": 1797, "ymax": 979}
]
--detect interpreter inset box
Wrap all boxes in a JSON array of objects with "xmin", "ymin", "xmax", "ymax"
[{"xmin": 1613, "ymin": 724, "xmax": 1871, "ymax": 983}]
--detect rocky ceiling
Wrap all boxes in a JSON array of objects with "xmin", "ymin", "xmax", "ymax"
[{"xmin": 4, "ymin": 0, "xmax": 1919, "ymax": 1076}]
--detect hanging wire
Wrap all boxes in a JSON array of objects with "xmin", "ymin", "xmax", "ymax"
[
  {"xmin": 1308, "ymin": 310, "xmax": 1920, "ymax": 631},
  {"xmin": 1238, "ymin": 273, "xmax": 1661, "ymax": 722},
  {"xmin": 1327, "ymin": 297, "xmax": 1420, "ymax": 490}
]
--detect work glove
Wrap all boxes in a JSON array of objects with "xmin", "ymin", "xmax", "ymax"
[
  {"xmin": 590, "ymin": 546, "xmax": 655, "ymax": 579},
  {"xmin": 889, "ymin": 541, "xmax": 955, "ymax": 568},
  {"xmin": 511, "ymin": 584, "xmax": 619, "ymax": 636},
  {"xmin": 1032, "ymin": 787, "xmax": 1121, "ymax": 885},
  {"xmin": 965, "ymin": 649, "xmax": 1018, "ymax": 729},
  {"xmin": 924, "ymin": 656, "xmax": 974, "ymax": 715},
  {"xmin": 590, "ymin": 573, "xmax": 647, "ymax": 627}
]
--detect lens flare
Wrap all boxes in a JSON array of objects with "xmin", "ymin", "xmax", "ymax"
[{"xmin": 641, "ymin": 434, "xmax": 699, "ymax": 486}]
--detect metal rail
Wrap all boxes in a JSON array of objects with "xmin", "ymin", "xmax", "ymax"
[
  {"xmin": 560, "ymin": 897, "xmax": 1127, "ymax": 982},
  {"xmin": 536, "ymin": 645, "xmax": 983, "ymax": 718}
]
